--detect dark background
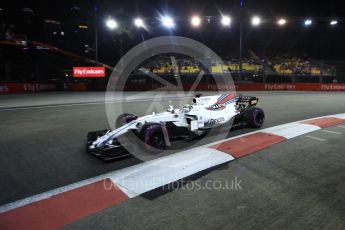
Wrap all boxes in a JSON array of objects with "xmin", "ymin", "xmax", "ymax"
[{"xmin": 1, "ymin": 0, "xmax": 345, "ymax": 63}]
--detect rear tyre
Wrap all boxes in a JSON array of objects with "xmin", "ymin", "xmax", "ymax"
[
  {"xmin": 244, "ymin": 107, "xmax": 265, "ymax": 128},
  {"xmin": 140, "ymin": 123, "xmax": 167, "ymax": 153},
  {"xmin": 115, "ymin": 113, "xmax": 138, "ymax": 128}
]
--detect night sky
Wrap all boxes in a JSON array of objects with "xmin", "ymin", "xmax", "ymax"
[{"xmin": 1, "ymin": 0, "xmax": 345, "ymax": 63}]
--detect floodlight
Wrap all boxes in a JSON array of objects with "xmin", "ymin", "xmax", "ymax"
[
  {"xmin": 277, "ymin": 18, "xmax": 287, "ymax": 26},
  {"xmin": 304, "ymin": 19, "xmax": 312, "ymax": 26},
  {"xmin": 106, "ymin": 18, "xmax": 118, "ymax": 30},
  {"xmin": 134, "ymin": 18, "xmax": 144, "ymax": 28},
  {"xmin": 330, "ymin": 20, "xmax": 338, "ymax": 25},
  {"xmin": 252, "ymin": 16, "xmax": 261, "ymax": 26},
  {"xmin": 221, "ymin": 16, "xmax": 231, "ymax": 26},
  {"xmin": 191, "ymin": 15, "xmax": 201, "ymax": 27},
  {"xmin": 161, "ymin": 16, "xmax": 175, "ymax": 28}
]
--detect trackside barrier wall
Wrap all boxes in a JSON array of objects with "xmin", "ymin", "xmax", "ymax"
[
  {"xmin": 122, "ymin": 83, "xmax": 345, "ymax": 91},
  {"xmin": 236, "ymin": 83, "xmax": 345, "ymax": 91},
  {"xmin": 0, "ymin": 82, "xmax": 60, "ymax": 94},
  {"xmin": 1, "ymin": 83, "xmax": 345, "ymax": 94}
]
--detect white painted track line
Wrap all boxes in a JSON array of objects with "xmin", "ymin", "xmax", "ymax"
[
  {"xmin": 305, "ymin": 135, "xmax": 326, "ymax": 142},
  {"xmin": 321, "ymin": 130, "xmax": 342, "ymax": 135}
]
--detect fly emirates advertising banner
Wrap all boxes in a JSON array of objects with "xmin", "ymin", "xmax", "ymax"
[{"xmin": 73, "ymin": 67, "xmax": 106, "ymax": 78}]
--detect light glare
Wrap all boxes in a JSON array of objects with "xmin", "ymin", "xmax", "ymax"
[
  {"xmin": 191, "ymin": 16, "xmax": 201, "ymax": 27},
  {"xmin": 252, "ymin": 16, "xmax": 261, "ymax": 26},
  {"xmin": 161, "ymin": 16, "xmax": 175, "ymax": 28},
  {"xmin": 304, "ymin": 19, "xmax": 312, "ymax": 26},
  {"xmin": 277, "ymin": 18, "xmax": 287, "ymax": 26},
  {"xmin": 106, "ymin": 18, "xmax": 118, "ymax": 30},
  {"xmin": 330, "ymin": 20, "xmax": 338, "ymax": 25},
  {"xmin": 221, "ymin": 16, "xmax": 231, "ymax": 26},
  {"xmin": 134, "ymin": 18, "xmax": 144, "ymax": 28}
]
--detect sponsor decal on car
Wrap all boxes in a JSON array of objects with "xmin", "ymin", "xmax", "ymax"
[
  {"xmin": 206, "ymin": 117, "xmax": 225, "ymax": 125},
  {"xmin": 206, "ymin": 93, "xmax": 238, "ymax": 111},
  {"xmin": 208, "ymin": 103, "xmax": 225, "ymax": 110}
]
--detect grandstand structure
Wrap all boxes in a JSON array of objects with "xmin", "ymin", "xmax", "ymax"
[
  {"xmin": 142, "ymin": 54, "xmax": 335, "ymax": 77},
  {"xmin": 0, "ymin": 35, "xmax": 339, "ymax": 84},
  {"xmin": 210, "ymin": 61, "xmax": 263, "ymax": 74},
  {"xmin": 268, "ymin": 57, "xmax": 335, "ymax": 76}
]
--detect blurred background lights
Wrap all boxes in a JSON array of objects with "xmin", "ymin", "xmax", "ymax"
[
  {"xmin": 105, "ymin": 18, "xmax": 118, "ymax": 29},
  {"xmin": 221, "ymin": 16, "xmax": 231, "ymax": 26},
  {"xmin": 304, "ymin": 19, "xmax": 312, "ymax": 26},
  {"xmin": 277, "ymin": 18, "xmax": 287, "ymax": 26},
  {"xmin": 252, "ymin": 16, "xmax": 261, "ymax": 26},
  {"xmin": 161, "ymin": 16, "xmax": 175, "ymax": 28},
  {"xmin": 134, "ymin": 18, "xmax": 144, "ymax": 28},
  {"xmin": 330, "ymin": 20, "xmax": 338, "ymax": 25},
  {"xmin": 190, "ymin": 15, "xmax": 201, "ymax": 27}
]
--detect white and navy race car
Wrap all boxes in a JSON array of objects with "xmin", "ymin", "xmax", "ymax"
[{"xmin": 87, "ymin": 93, "xmax": 265, "ymax": 160}]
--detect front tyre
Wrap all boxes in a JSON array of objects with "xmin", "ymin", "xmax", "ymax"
[
  {"xmin": 244, "ymin": 107, "xmax": 265, "ymax": 128},
  {"xmin": 140, "ymin": 123, "xmax": 167, "ymax": 153}
]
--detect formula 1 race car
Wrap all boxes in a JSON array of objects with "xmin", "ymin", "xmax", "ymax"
[{"xmin": 87, "ymin": 93, "xmax": 265, "ymax": 161}]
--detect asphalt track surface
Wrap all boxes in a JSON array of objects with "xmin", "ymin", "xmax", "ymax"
[
  {"xmin": 63, "ymin": 125, "xmax": 345, "ymax": 230},
  {"xmin": 1, "ymin": 91, "xmax": 345, "ymax": 208}
]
